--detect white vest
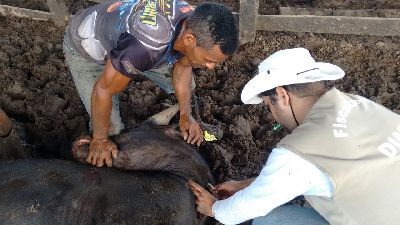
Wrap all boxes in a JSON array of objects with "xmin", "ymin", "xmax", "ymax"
[{"xmin": 278, "ymin": 88, "xmax": 400, "ymax": 225}]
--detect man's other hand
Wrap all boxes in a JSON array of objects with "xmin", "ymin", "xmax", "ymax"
[
  {"xmin": 86, "ymin": 138, "xmax": 118, "ymax": 167},
  {"xmin": 179, "ymin": 114, "xmax": 204, "ymax": 146},
  {"xmin": 188, "ymin": 180, "xmax": 216, "ymax": 217}
]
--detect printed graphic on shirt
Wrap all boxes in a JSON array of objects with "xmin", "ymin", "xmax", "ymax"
[
  {"xmin": 332, "ymin": 97, "xmax": 368, "ymax": 138},
  {"xmin": 139, "ymin": 1, "xmax": 158, "ymax": 25},
  {"xmin": 107, "ymin": 1, "xmax": 124, "ymax": 13},
  {"xmin": 179, "ymin": 5, "xmax": 193, "ymax": 13},
  {"xmin": 133, "ymin": 0, "xmax": 192, "ymax": 26},
  {"xmin": 135, "ymin": 0, "xmax": 175, "ymax": 22},
  {"xmin": 110, "ymin": 33, "xmax": 154, "ymax": 77},
  {"xmin": 377, "ymin": 125, "xmax": 400, "ymax": 158},
  {"xmin": 121, "ymin": 59, "xmax": 142, "ymax": 75},
  {"xmin": 129, "ymin": 11, "xmax": 172, "ymax": 50},
  {"xmin": 175, "ymin": 1, "xmax": 193, "ymax": 21},
  {"xmin": 126, "ymin": 0, "xmax": 192, "ymax": 51},
  {"xmin": 107, "ymin": 0, "xmax": 192, "ymax": 76}
]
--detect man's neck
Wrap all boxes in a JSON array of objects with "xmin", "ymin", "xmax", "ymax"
[
  {"xmin": 293, "ymin": 95, "xmax": 322, "ymax": 125},
  {"xmin": 173, "ymin": 24, "xmax": 187, "ymax": 54},
  {"xmin": 173, "ymin": 29, "xmax": 192, "ymax": 67}
]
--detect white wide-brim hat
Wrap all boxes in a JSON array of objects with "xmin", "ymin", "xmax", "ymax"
[{"xmin": 241, "ymin": 48, "xmax": 345, "ymax": 104}]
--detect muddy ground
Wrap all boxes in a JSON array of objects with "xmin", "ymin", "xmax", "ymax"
[{"xmin": 0, "ymin": 0, "xmax": 399, "ymax": 224}]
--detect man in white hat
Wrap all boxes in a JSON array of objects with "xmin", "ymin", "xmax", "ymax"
[{"xmin": 189, "ymin": 48, "xmax": 400, "ymax": 225}]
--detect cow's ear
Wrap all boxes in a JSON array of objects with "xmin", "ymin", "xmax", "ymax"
[{"xmin": 71, "ymin": 136, "xmax": 91, "ymax": 161}]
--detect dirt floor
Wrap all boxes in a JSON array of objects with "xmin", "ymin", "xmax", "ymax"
[{"xmin": 0, "ymin": 0, "xmax": 399, "ymax": 225}]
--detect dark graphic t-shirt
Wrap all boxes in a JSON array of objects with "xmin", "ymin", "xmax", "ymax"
[{"xmin": 67, "ymin": 0, "xmax": 194, "ymax": 78}]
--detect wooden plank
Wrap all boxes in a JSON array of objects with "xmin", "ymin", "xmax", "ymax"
[
  {"xmin": 89, "ymin": 0, "xmax": 107, "ymax": 3},
  {"xmin": 257, "ymin": 15, "xmax": 400, "ymax": 36},
  {"xmin": 239, "ymin": 0, "xmax": 258, "ymax": 43},
  {"xmin": 0, "ymin": 4, "xmax": 52, "ymax": 21},
  {"xmin": 46, "ymin": 0, "xmax": 67, "ymax": 26},
  {"xmin": 280, "ymin": 7, "xmax": 400, "ymax": 18}
]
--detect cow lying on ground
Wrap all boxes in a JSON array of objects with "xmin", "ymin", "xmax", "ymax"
[{"xmin": 0, "ymin": 107, "xmax": 213, "ymax": 225}]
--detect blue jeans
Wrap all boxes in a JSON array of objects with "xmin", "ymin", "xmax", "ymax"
[
  {"xmin": 252, "ymin": 205, "xmax": 329, "ymax": 225},
  {"xmin": 63, "ymin": 34, "xmax": 124, "ymax": 136}
]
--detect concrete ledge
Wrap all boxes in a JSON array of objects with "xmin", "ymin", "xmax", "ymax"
[
  {"xmin": 89, "ymin": 0, "xmax": 106, "ymax": 3},
  {"xmin": 257, "ymin": 15, "xmax": 400, "ymax": 36},
  {"xmin": 0, "ymin": 4, "xmax": 52, "ymax": 21},
  {"xmin": 279, "ymin": 7, "xmax": 400, "ymax": 18}
]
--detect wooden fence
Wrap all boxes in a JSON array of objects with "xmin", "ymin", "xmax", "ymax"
[{"xmin": 1, "ymin": 0, "xmax": 399, "ymax": 43}]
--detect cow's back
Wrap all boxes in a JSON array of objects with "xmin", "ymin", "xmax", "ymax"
[{"xmin": 0, "ymin": 159, "xmax": 199, "ymax": 225}]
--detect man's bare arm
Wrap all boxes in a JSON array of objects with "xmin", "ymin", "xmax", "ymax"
[
  {"xmin": 172, "ymin": 59, "xmax": 193, "ymax": 117},
  {"xmin": 173, "ymin": 58, "xmax": 203, "ymax": 145},
  {"xmin": 87, "ymin": 59, "xmax": 130, "ymax": 167},
  {"xmin": 91, "ymin": 59, "xmax": 131, "ymax": 139}
]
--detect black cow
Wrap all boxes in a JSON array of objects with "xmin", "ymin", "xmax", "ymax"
[{"xmin": 0, "ymin": 107, "xmax": 214, "ymax": 225}]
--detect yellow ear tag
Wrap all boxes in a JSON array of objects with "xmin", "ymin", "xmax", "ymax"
[{"xmin": 204, "ymin": 130, "xmax": 217, "ymax": 142}]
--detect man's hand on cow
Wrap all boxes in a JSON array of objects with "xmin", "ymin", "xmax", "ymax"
[
  {"xmin": 188, "ymin": 180, "xmax": 216, "ymax": 217},
  {"xmin": 87, "ymin": 138, "xmax": 118, "ymax": 167},
  {"xmin": 179, "ymin": 114, "xmax": 204, "ymax": 146}
]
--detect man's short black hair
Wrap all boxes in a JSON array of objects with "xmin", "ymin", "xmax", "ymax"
[
  {"xmin": 259, "ymin": 81, "xmax": 334, "ymax": 104},
  {"xmin": 186, "ymin": 2, "xmax": 239, "ymax": 55}
]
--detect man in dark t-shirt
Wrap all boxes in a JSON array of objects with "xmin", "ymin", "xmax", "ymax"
[{"xmin": 63, "ymin": 0, "xmax": 239, "ymax": 167}]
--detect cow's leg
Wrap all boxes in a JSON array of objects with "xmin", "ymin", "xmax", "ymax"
[
  {"xmin": 0, "ymin": 109, "xmax": 33, "ymax": 160},
  {"xmin": 0, "ymin": 109, "xmax": 12, "ymax": 138}
]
